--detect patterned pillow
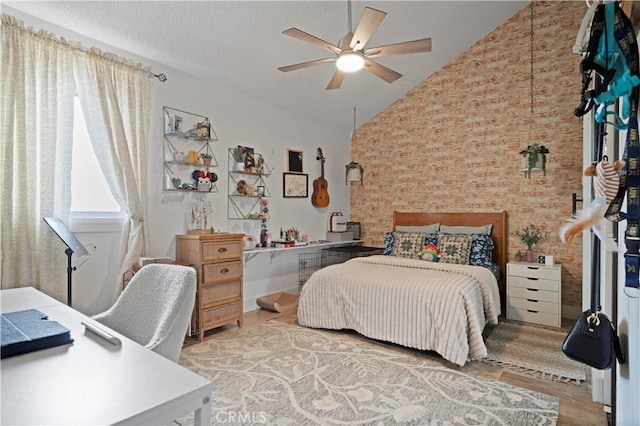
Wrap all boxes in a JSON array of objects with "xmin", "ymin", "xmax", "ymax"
[
  {"xmin": 383, "ymin": 232, "xmax": 437, "ymax": 256},
  {"xmin": 383, "ymin": 232, "xmax": 395, "ymax": 255},
  {"xmin": 438, "ymin": 234, "xmax": 472, "ymax": 264},
  {"xmin": 469, "ymin": 234, "xmax": 494, "ymax": 268},
  {"xmin": 391, "ymin": 232, "xmax": 425, "ymax": 258}
]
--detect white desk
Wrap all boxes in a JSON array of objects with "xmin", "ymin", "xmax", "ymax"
[
  {"xmin": 244, "ymin": 240, "xmax": 363, "ymax": 263},
  {"xmin": 1, "ymin": 287, "xmax": 212, "ymax": 425}
]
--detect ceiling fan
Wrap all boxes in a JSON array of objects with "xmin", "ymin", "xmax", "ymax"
[{"xmin": 277, "ymin": 1, "xmax": 432, "ymax": 90}]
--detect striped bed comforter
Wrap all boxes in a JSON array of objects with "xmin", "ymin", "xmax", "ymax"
[{"xmin": 297, "ymin": 255, "xmax": 501, "ymax": 366}]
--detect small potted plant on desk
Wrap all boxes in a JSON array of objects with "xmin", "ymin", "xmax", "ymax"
[{"xmin": 199, "ymin": 153, "xmax": 213, "ymax": 166}]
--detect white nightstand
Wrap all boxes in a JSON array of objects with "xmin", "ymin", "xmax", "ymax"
[{"xmin": 506, "ymin": 262, "xmax": 561, "ymax": 327}]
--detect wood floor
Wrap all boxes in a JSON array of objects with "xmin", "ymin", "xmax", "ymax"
[{"xmin": 188, "ymin": 309, "xmax": 608, "ymax": 426}]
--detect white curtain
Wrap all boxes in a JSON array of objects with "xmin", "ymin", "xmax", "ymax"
[
  {"xmin": 73, "ymin": 51, "xmax": 151, "ymax": 303},
  {"xmin": 1, "ymin": 14, "xmax": 152, "ymax": 304},
  {"xmin": 0, "ymin": 15, "xmax": 75, "ymax": 300}
]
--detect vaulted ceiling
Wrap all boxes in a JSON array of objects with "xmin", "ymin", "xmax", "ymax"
[{"xmin": 3, "ymin": 1, "xmax": 526, "ymax": 131}]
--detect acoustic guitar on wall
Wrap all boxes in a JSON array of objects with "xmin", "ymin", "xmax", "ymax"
[{"xmin": 311, "ymin": 148, "xmax": 330, "ymax": 207}]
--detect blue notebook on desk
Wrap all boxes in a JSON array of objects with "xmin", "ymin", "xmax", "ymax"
[{"xmin": 1, "ymin": 309, "xmax": 74, "ymax": 359}]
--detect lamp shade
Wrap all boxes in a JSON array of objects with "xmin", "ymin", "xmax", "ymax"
[
  {"xmin": 336, "ymin": 52, "xmax": 364, "ymax": 72},
  {"xmin": 345, "ymin": 161, "xmax": 364, "ymax": 185}
]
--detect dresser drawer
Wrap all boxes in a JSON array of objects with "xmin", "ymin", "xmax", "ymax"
[
  {"xmin": 508, "ymin": 286, "xmax": 559, "ymax": 303},
  {"xmin": 508, "ymin": 296, "xmax": 558, "ymax": 314},
  {"xmin": 203, "ymin": 260, "xmax": 243, "ymax": 283},
  {"xmin": 201, "ymin": 280, "xmax": 241, "ymax": 306},
  {"xmin": 201, "ymin": 240, "xmax": 242, "ymax": 262},
  {"xmin": 507, "ymin": 307, "xmax": 560, "ymax": 327},
  {"xmin": 202, "ymin": 301, "xmax": 242, "ymax": 329},
  {"xmin": 507, "ymin": 276, "xmax": 559, "ymax": 292},
  {"xmin": 508, "ymin": 263, "xmax": 559, "ymax": 280}
]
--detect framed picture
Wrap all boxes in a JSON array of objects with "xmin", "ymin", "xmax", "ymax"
[
  {"xmin": 283, "ymin": 173, "xmax": 308, "ymax": 198},
  {"xmin": 287, "ymin": 149, "xmax": 303, "ymax": 173}
]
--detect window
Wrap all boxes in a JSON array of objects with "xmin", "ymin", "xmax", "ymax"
[{"xmin": 71, "ymin": 97, "xmax": 121, "ymax": 215}]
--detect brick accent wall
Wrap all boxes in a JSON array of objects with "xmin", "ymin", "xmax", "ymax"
[{"xmin": 350, "ymin": 1, "xmax": 585, "ymax": 309}]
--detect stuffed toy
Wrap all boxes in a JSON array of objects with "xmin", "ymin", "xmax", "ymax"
[
  {"xmin": 419, "ymin": 244, "xmax": 439, "ymax": 261},
  {"xmin": 560, "ymin": 159, "xmax": 624, "ymax": 251},
  {"xmin": 192, "ymin": 170, "xmax": 217, "ymax": 192}
]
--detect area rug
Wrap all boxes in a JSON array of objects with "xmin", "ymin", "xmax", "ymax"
[
  {"xmin": 178, "ymin": 321, "xmax": 558, "ymax": 425},
  {"xmin": 483, "ymin": 320, "xmax": 587, "ymax": 383}
]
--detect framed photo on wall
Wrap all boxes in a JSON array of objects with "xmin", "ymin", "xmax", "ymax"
[
  {"xmin": 287, "ymin": 149, "xmax": 303, "ymax": 173},
  {"xmin": 283, "ymin": 173, "xmax": 308, "ymax": 198}
]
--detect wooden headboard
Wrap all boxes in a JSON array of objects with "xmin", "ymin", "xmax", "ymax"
[{"xmin": 393, "ymin": 211, "xmax": 508, "ymax": 309}]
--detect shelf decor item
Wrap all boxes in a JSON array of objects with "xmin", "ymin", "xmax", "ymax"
[
  {"xmin": 515, "ymin": 224, "xmax": 549, "ymax": 262},
  {"xmin": 199, "ymin": 152, "xmax": 213, "ymax": 166}
]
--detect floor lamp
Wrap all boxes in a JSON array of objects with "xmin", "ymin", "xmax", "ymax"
[{"xmin": 43, "ymin": 217, "xmax": 91, "ymax": 307}]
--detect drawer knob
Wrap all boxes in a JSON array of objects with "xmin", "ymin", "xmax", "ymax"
[
  {"xmin": 526, "ymin": 277, "xmax": 539, "ymax": 281},
  {"xmin": 526, "ymin": 266, "xmax": 539, "ymax": 270},
  {"xmin": 526, "ymin": 299, "xmax": 539, "ymax": 303},
  {"xmin": 218, "ymin": 247, "xmax": 228, "ymax": 253},
  {"xmin": 220, "ymin": 268, "xmax": 230, "ymax": 274},
  {"xmin": 527, "ymin": 309, "xmax": 539, "ymax": 313},
  {"xmin": 526, "ymin": 288, "xmax": 539, "ymax": 292}
]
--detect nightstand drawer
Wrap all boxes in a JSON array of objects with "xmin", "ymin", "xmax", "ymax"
[
  {"xmin": 508, "ymin": 296, "xmax": 558, "ymax": 314},
  {"xmin": 507, "ymin": 263, "xmax": 560, "ymax": 280},
  {"xmin": 507, "ymin": 307, "xmax": 559, "ymax": 327},
  {"xmin": 201, "ymin": 240, "xmax": 243, "ymax": 262},
  {"xmin": 203, "ymin": 260, "xmax": 243, "ymax": 283},
  {"xmin": 508, "ymin": 286, "xmax": 559, "ymax": 303},
  {"xmin": 508, "ymin": 276, "xmax": 559, "ymax": 292}
]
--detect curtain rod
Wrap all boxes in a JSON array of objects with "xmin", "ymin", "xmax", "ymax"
[{"xmin": 1, "ymin": 13, "xmax": 167, "ymax": 82}]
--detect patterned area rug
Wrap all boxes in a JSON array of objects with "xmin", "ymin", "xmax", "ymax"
[
  {"xmin": 178, "ymin": 321, "xmax": 558, "ymax": 425},
  {"xmin": 483, "ymin": 320, "xmax": 587, "ymax": 383}
]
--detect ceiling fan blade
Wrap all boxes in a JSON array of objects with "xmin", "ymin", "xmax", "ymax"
[
  {"xmin": 282, "ymin": 28, "xmax": 341, "ymax": 54},
  {"xmin": 364, "ymin": 38, "xmax": 432, "ymax": 58},
  {"xmin": 350, "ymin": 7, "xmax": 386, "ymax": 51},
  {"xmin": 363, "ymin": 58, "xmax": 402, "ymax": 83},
  {"xmin": 278, "ymin": 58, "xmax": 336, "ymax": 73},
  {"xmin": 326, "ymin": 70, "xmax": 346, "ymax": 90}
]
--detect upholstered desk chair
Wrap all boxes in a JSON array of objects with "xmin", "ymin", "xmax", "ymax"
[{"xmin": 92, "ymin": 264, "xmax": 196, "ymax": 362}]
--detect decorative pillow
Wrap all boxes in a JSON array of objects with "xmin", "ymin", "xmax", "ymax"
[
  {"xmin": 392, "ymin": 232, "xmax": 425, "ymax": 258},
  {"xmin": 438, "ymin": 234, "xmax": 472, "ymax": 264},
  {"xmin": 383, "ymin": 232, "xmax": 395, "ymax": 255},
  {"xmin": 439, "ymin": 224, "xmax": 493, "ymax": 235},
  {"xmin": 469, "ymin": 234, "xmax": 495, "ymax": 268},
  {"xmin": 396, "ymin": 223, "xmax": 440, "ymax": 234},
  {"xmin": 383, "ymin": 232, "xmax": 437, "ymax": 256},
  {"xmin": 419, "ymin": 244, "xmax": 439, "ymax": 261}
]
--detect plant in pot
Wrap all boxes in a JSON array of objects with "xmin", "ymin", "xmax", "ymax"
[
  {"xmin": 520, "ymin": 143, "xmax": 550, "ymax": 178},
  {"xmin": 515, "ymin": 224, "xmax": 549, "ymax": 263},
  {"xmin": 199, "ymin": 152, "xmax": 213, "ymax": 166}
]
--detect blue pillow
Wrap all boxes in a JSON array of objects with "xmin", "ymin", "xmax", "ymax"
[
  {"xmin": 383, "ymin": 232, "xmax": 395, "ymax": 255},
  {"xmin": 469, "ymin": 234, "xmax": 494, "ymax": 268}
]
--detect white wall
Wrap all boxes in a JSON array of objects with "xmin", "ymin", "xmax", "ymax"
[{"xmin": 5, "ymin": 6, "xmax": 352, "ymax": 315}]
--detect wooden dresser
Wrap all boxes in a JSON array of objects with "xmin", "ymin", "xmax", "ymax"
[{"xmin": 176, "ymin": 233, "xmax": 244, "ymax": 340}]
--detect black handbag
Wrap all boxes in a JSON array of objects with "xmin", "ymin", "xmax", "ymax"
[{"xmin": 562, "ymin": 309, "xmax": 624, "ymax": 369}]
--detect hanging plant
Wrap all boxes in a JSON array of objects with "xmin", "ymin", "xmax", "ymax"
[{"xmin": 519, "ymin": 143, "xmax": 549, "ymax": 178}]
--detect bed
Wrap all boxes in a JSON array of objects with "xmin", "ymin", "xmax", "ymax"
[{"xmin": 297, "ymin": 211, "xmax": 507, "ymax": 366}]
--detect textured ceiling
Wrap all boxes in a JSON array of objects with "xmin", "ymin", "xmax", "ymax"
[{"xmin": 4, "ymin": 1, "xmax": 526, "ymax": 131}]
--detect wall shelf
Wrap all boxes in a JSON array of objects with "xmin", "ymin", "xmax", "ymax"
[
  {"xmin": 227, "ymin": 147, "xmax": 271, "ymax": 219},
  {"xmin": 163, "ymin": 106, "xmax": 219, "ymax": 192}
]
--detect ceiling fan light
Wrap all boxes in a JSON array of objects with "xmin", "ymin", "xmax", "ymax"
[{"xmin": 336, "ymin": 52, "xmax": 364, "ymax": 72}]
